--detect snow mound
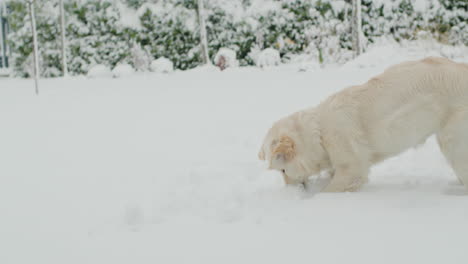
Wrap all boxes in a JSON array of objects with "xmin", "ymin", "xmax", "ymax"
[
  {"xmin": 112, "ymin": 64, "xmax": 135, "ymax": 78},
  {"xmin": 343, "ymin": 45, "xmax": 407, "ymax": 69},
  {"xmin": 256, "ymin": 48, "xmax": 281, "ymax": 68},
  {"xmin": 214, "ymin": 48, "xmax": 239, "ymax": 70},
  {"xmin": 87, "ymin": 65, "xmax": 112, "ymax": 78},
  {"xmin": 129, "ymin": 44, "xmax": 151, "ymax": 71},
  {"xmin": 150, "ymin": 57, "xmax": 174, "ymax": 73},
  {"xmin": 344, "ymin": 38, "xmax": 468, "ymax": 70}
]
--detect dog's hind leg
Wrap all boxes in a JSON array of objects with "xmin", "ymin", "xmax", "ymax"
[{"xmin": 437, "ymin": 109, "xmax": 468, "ymax": 189}]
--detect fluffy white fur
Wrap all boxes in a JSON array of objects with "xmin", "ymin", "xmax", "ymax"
[{"xmin": 259, "ymin": 57, "xmax": 468, "ymax": 192}]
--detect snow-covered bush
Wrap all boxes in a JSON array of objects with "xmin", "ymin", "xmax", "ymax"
[
  {"xmin": 124, "ymin": 0, "xmax": 147, "ymax": 9},
  {"xmin": 66, "ymin": 0, "xmax": 133, "ymax": 75},
  {"xmin": 8, "ymin": 0, "xmax": 135, "ymax": 77},
  {"xmin": 360, "ymin": 0, "xmax": 468, "ymax": 46},
  {"xmin": 8, "ymin": 0, "xmax": 61, "ymax": 77},
  {"xmin": 87, "ymin": 64, "xmax": 112, "ymax": 78},
  {"xmin": 6, "ymin": 0, "xmax": 468, "ymax": 77},
  {"xmin": 150, "ymin": 57, "xmax": 174, "ymax": 73},
  {"xmin": 127, "ymin": 43, "xmax": 151, "ymax": 71},
  {"xmin": 255, "ymin": 48, "xmax": 281, "ymax": 68},
  {"xmin": 112, "ymin": 63, "xmax": 134, "ymax": 78},
  {"xmin": 213, "ymin": 48, "xmax": 238, "ymax": 70},
  {"xmin": 138, "ymin": 3, "xmax": 199, "ymax": 70}
]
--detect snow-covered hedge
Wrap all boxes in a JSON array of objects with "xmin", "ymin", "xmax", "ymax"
[
  {"xmin": 214, "ymin": 48, "xmax": 238, "ymax": 70},
  {"xmin": 87, "ymin": 64, "xmax": 112, "ymax": 78},
  {"xmin": 7, "ymin": 0, "xmax": 468, "ymax": 77},
  {"xmin": 112, "ymin": 63, "xmax": 134, "ymax": 78},
  {"xmin": 150, "ymin": 57, "xmax": 174, "ymax": 73},
  {"xmin": 255, "ymin": 48, "xmax": 281, "ymax": 68}
]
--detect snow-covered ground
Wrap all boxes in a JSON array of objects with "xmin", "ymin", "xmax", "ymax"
[{"xmin": 1, "ymin": 44, "xmax": 468, "ymax": 264}]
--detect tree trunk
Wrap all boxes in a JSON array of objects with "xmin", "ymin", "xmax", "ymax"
[
  {"xmin": 59, "ymin": 0, "xmax": 68, "ymax": 76},
  {"xmin": 197, "ymin": 0, "xmax": 210, "ymax": 65},
  {"xmin": 351, "ymin": 0, "xmax": 363, "ymax": 57},
  {"xmin": 28, "ymin": 0, "xmax": 39, "ymax": 95}
]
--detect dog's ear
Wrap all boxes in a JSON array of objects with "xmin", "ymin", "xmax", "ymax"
[{"xmin": 272, "ymin": 135, "xmax": 296, "ymax": 162}]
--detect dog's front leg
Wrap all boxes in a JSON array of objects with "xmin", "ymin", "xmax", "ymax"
[{"xmin": 322, "ymin": 164, "xmax": 368, "ymax": 192}]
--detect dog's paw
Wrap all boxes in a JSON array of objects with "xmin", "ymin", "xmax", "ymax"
[
  {"xmin": 344, "ymin": 177, "xmax": 367, "ymax": 192},
  {"xmin": 344, "ymin": 183, "xmax": 362, "ymax": 192},
  {"xmin": 322, "ymin": 178, "xmax": 366, "ymax": 192}
]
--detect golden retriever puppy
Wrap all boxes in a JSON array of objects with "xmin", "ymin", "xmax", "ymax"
[{"xmin": 259, "ymin": 57, "xmax": 468, "ymax": 192}]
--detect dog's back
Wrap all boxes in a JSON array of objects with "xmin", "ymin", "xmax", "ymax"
[{"xmin": 319, "ymin": 57, "xmax": 468, "ymax": 162}]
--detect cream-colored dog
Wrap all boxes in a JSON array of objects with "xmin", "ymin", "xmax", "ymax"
[{"xmin": 259, "ymin": 57, "xmax": 468, "ymax": 192}]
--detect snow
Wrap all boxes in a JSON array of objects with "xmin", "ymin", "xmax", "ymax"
[
  {"xmin": 150, "ymin": 57, "xmax": 174, "ymax": 73},
  {"xmin": 413, "ymin": 0, "xmax": 429, "ymax": 13},
  {"xmin": 255, "ymin": 48, "xmax": 281, "ymax": 68},
  {"xmin": 330, "ymin": 0, "xmax": 346, "ymax": 13},
  {"xmin": 117, "ymin": 2, "xmax": 141, "ymax": 30},
  {"xmin": 0, "ymin": 68, "xmax": 10, "ymax": 76},
  {"xmin": 112, "ymin": 63, "xmax": 134, "ymax": 78},
  {"xmin": 344, "ymin": 38, "xmax": 468, "ymax": 70},
  {"xmin": 1, "ymin": 43, "xmax": 468, "ymax": 264},
  {"xmin": 87, "ymin": 64, "xmax": 112, "ymax": 78},
  {"xmin": 213, "ymin": 48, "xmax": 239, "ymax": 70},
  {"xmin": 129, "ymin": 44, "xmax": 152, "ymax": 72}
]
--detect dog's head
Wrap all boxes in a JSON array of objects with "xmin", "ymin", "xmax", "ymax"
[{"xmin": 258, "ymin": 111, "xmax": 329, "ymax": 185}]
